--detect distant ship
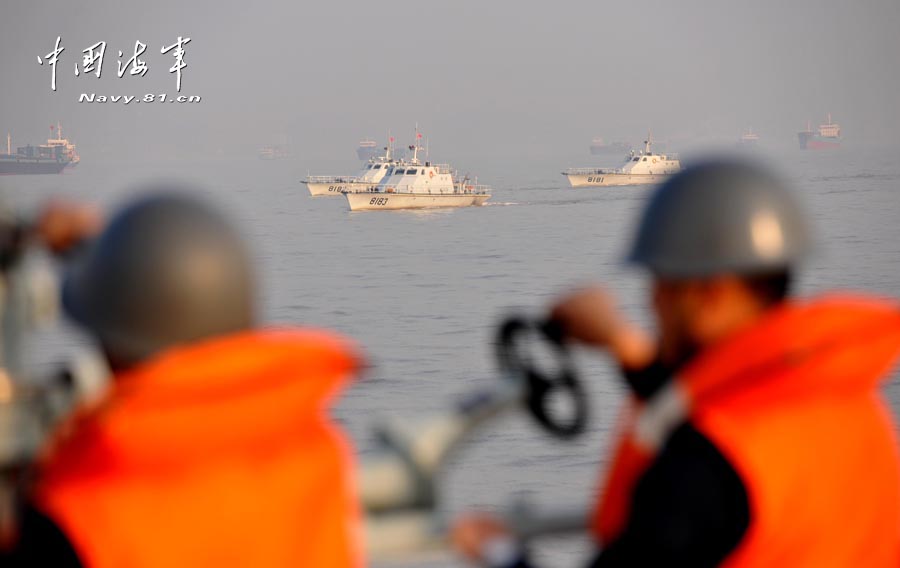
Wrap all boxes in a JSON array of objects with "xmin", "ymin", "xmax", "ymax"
[
  {"xmin": 1, "ymin": 123, "xmax": 77, "ymax": 175},
  {"xmin": 563, "ymin": 131, "xmax": 680, "ymax": 187},
  {"xmin": 258, "ymin": 144, "xmax": 290, "ymax": 160},
  {"xmin": 798, "ymin": 114, "xmax": 841, "ymax": 150},
  {"xmin": 738, "ymin": 127, "xmax": 760, "ymax": 146},
  {"xmin": 357, "ymin": 138, "xmax": 380, "ymax": 161},
  {"xmin": 589, "ymin": 138, "xmax": 632, "ymax": 155}
]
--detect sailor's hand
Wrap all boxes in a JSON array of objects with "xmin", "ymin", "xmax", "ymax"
[
  {"xmin": 452, "ymin": 513, "xmax": 523, "ymax": 566},
  {"xmin": 550, "ymin": 286, "xmax": 655, "ymax": 370},
  {"xmin": 34, "ymin": 200, "xmax": 102, "ymax": 255}
]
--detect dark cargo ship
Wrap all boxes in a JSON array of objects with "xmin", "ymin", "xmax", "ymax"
[
  {"xmin": 1, "ymin": 126, "xmax": 77, "ymax": 175},
  {"xmin": 798, "ymin": 114, "xmax": 841, "ymax": 150}
]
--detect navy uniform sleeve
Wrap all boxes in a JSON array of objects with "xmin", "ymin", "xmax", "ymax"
[
  {"xmin": 590, "ymin": 422, "xmax": 750, "ymax": 567},
  {"xmin": 0, "ymin": 504, "xmax": 84, "ymax": 567}
]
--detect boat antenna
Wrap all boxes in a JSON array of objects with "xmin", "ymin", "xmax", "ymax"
[{"xmin": 57, "ymin": 121, "xmax": 62, "ymax": 140}]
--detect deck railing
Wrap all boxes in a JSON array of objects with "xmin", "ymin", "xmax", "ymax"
[
  {"xmin": 381, "ymin": 183, "xmax": 491, "ymax": 195},
  {"xmin": 304, "ymin": 175, "xmax": 359, "ymax": 183},
  {"xmin": 562, "ymin": 167, "xmax": 616, "ymax": 175}
]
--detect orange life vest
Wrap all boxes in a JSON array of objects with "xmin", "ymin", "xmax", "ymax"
[
  {"xmin": 32, "ymin": 328, "xmax": 365, "ymax": 568},
  {"xmin": 593, "ymin": 294, "xmax": 900, "ymax": 566}
]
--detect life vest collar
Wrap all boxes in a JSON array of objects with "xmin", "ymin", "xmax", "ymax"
[
  {"xmin": 41, "ymin": 328, "xmax": 362, "ymax": 471},
  {"xmin": 679, "ymin": 294, "xmax": 900, "ymax": 407}
]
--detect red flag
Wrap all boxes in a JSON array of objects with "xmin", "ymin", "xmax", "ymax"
[
  {"xmin": 389, "ymin": 137, "xmax": 394, "ymax": 142},
  {"xmin": 416, "ymin": 133, "xmax": 422, "ymax": 139}
]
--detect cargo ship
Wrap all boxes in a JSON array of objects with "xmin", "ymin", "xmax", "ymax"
[
  {"xmin": 258, "ymin": 144, "xmax": 290, "ymax": 160},
  {"xmin": 798, "ymin": 114, "xmax": 840, "ymax": 150},
  {"xmin": 357, "ymin": 138, "xmax": 379, "ymax": 161},
  {"xmin": 1, "ymin": 124, "xmax": 77, "ymax": 175}
]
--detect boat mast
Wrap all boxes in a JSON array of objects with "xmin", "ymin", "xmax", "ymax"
[
  {"xmin": 644, "ymin": 130, "xmax": 653, "ymax": 154},
  {"xmin": 412, "ymin": 124, "xmax": 419, "ymax": 164},
  {"xmin": 6, "ymin": 133, "xmax": 10, "ymax": 155}
]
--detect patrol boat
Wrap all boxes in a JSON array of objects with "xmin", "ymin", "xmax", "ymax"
[
  {"xmin": 303, "ymin": 140, "xmax": 402, "ymax": 196},
  {"xmin": 344, "ymin": 130, "xmax": 490, "ymax": 211},
  {"xmin": 562, "ymin": 132, "xmax": 680, "ymax": 188}
]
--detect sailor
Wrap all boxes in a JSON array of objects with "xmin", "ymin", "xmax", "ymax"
[
  {"xmin": 1, "ymin": 192, "xmax": 365, "ymax": 567},
  {"xmin": 454, "ymin": 160, "xmax": 900, "ymax": 566},
  {"xmin": 0, "ymin": 199, "xmax": 101, "ymax": 269}
]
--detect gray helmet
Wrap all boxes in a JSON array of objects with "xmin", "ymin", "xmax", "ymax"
[
  {"xmin": 63, "ymin": 191, "xmax": 254, "ymax": 367},
  {"xmin": 627, "ymin": 159, "xmax": 812, "ymax": 277}
]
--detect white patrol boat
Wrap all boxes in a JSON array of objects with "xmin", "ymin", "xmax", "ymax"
[
  {"xmin": 303, "ymin": 139, "xmax": 401, "ymax": 196},
  {"xmin": 562, "ymin": 132, "xmax": 680, "ymax": 188},
  {"xmin": 344, "ymin": 129, "xmax": 490, "ymax": 211}
]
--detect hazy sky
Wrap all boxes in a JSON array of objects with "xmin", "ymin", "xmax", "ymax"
[{"xmin": 2, "ymin": 0, "xmax": 898, "ymax": 163}]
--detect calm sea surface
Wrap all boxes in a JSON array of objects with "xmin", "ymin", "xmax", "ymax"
[{"xmin": 2, "ymin": 144, "xmax": 898, "ymax": 566}]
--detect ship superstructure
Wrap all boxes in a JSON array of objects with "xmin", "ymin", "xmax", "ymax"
[{"xmin": 44, "ymin": 122, "xmax": 80, "ymax": 168}]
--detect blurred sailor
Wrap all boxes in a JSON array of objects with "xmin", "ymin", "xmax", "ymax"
[
  {"xmin": 4, "ymin": 192, "xmax": 365, "ymax": 567},
  {"xmin": 455, "ymin": 160, "xmax": 900, "ymax": 566}
]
